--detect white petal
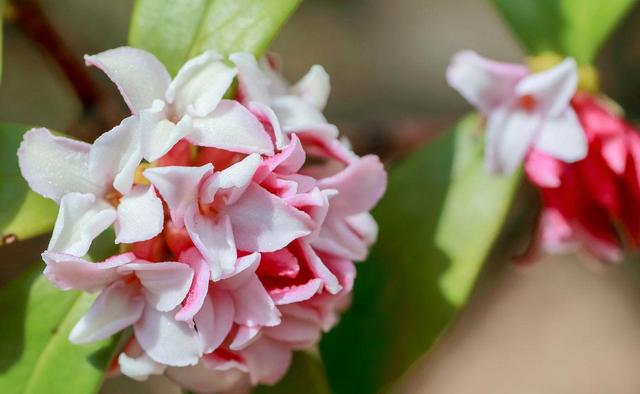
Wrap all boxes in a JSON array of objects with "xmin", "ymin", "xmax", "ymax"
[
  {"xmin": 194, "ymin": 288, "xmax": 235, "ymax": 353},
  {"xmin": 271, "ymin": 96, "xmax": 330, "ymax": 134},
  {"xmin": 229, "ymin": 325, "xmax": 262, "ymax": 351},
  {"xmin": 144, "ymin": 164, "xmax": 213, "ymax": 226},
  {"xmin": 69, "ymin": 282, "xmax": 144, "ymax": 344},
  {"xmin": 485, "ymin": 106, "xmax": 541, "ymax": 175},
  {"xmin": 18, "ymin": 128, "xmax": 101, "ymax": 202},
  {"xmin": 42, "ymin": 251, "xmax": 134, "ymax": 292},
  {"xmin": 48, "ymin": 193, "xmax": 116, "ymax": 256},
  {"xmin": 85, "ymin": 47, "xmax": 170, "ymax": 114},
  {"xmin": 515, "ymin": 58, "xmax": 578, "ymax": 117},
  {"xmin": 115, "ymin": 185, "xmax": 164, "ymax": 244},
  {"xmin": 231, "ymin": 275, "xmax": 281, "ymax": 327},
  {"xmin": 291, "ymin": 65, "xmax": 330, "ymax": 110},
  {"xmin": 118, "ymin": 352, "xmax": 167, "ymax": 381},
  {"xmin": 119, "ymin": 262, "xmax": 193, "ymax": 312},
  {"xmin": 217, "ymin": 253, "xmax": 261, "ymax": 290},
  {"xmin": 166, "ymin": 50, "xmax": 237, "ymax": 117},
  {"xmin": 184, "ymin": 209, "xmax": 237, "ymax": 280},
  {"xmin": 224, "ymin": 183, "xmax": 312, "ymax": 252},
  {"xmin": 534, "ymin": 108, "xmax": 588, "ymax": 163},
  {"xmin": 201, "ymin": 153, "xmax": 262, "ymax": 205},
  {"xmin": 140, "ymin": 100, "xmax": 193, "ymax": 161},
  {"xmin": 230, "ymin": 52, "xmax": 272, "ymax": 104},
  {"xmin": 190, "ymin": 100, "xmax": 274, "ymax": 155},
  {"xmin": 240, "ymin": 337, "xmax": 292, "ymax": 385},
  {"xmin": 248, "ymin": 101, "xmax": 289, "ymax": 149},
  {"xmin": 134, "ymin": 307, "xmax": 201, "ymax": 367}
]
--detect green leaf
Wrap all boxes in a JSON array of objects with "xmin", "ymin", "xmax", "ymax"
[
  {"xmin": 0, "ymin": 123, "xmax": 58, "ymax": 243},
  {"xmin": 254, "ymin": 351, "xmax": 331, "ymax": 394},
  {"xmin": 320, "ymin": 115, "xmax": 521, "ymax": 393},
  {"xmin": 128, "ymin": 0, "xmax": 302, "ymax": 75},
  {"xmin": 0, "ymin": 231, "xmax": 120, "ymax": 394},
  {"xmin": 490, "ymin": 0, "xmax": 636, "ymax": 64}
]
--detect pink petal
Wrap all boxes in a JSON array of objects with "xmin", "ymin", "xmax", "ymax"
[
  {"xmin": 190, "ymin": 100, "xmax": 274, "ymax": 155},
  {"xmin": 240, "ymin": 337, "xmax": 292, "ymax": 385},
  {"xmin": 224, "ymin": 183, "xmax": 313, "ymax": 252},
  {"xmin": 184, "ymin": 209, "xmax": 237, "ymax": 280},
  {"xmin": 248, "ymin": 101, "xmax": 289, "ymax": 149},
  {"xmin": 533, "ymin": 109, "xmax": 587, "ymax": 163},
  {"xmin": 255, "ymin": 134, "xmax": 305, "ymax": 182},
  {"xmin": 446, "ymin": 50, "xmax": 527, "ymax": 114},
  {"xmin": 194, "ymin": 288, "xmax": 235, "ymax": 353},
  {"xmin": 18, "ymin": 128, "xmax": 101, "ymax": 202},
  {"xmin": 69, "ymin": 282, "xmax": 144, "ymax": 344},
  {"xmin": 602, "ymin": 135, "xmax": 628, "ymax": 175},
  {"xmin": 258, "ymin": 249, "xmax": 300, "ymax": 278},
  {"xmin": 175, "ymin": 247, "xmax": 211, "ymax": 322},
  {"xmin": 166, "ymin": 50, "xmax": 237, "ymax": 118},
  {"xmin": 89, "ymin": 116, "xmax": 142, "ymax": 194},
  {"xmin": 218, "ymin": 253, "xmax": 261, "ymax": 290},
  {"xmin": 118, "ymin": 352, "xmax": 167, "ymax": 381},
  {"xmin": 229, "ymin": 325, "xmax": 262, "ymax": 351},
  {"xmin": 85, "ymin": 47, "xmax": 170, "ymax": 114},
  {"xmin": 313, "ymin": 214, "xmax": 369, "ymax": 261},
  {"xmin": 525, "ymin": 150, "xmax": 563, "ymax": 188},
  {"xmin": 263, "ymin": 315, "xmax": 321, "ymax": 345},
  {"xmin": 516, "ymin": 58, "xmax": 578, "ymax": 117},
  {"xmin": 318, "ymin": 154, "xmax": 387, "ymax": 215},
  {"xmin": 144, "ymin": 164, "xmax": 213, "ymax": 226},
  {"xmin": 201, "ymin": 153, "xmax": 262, "ymax": 205},
  {"xmin": 119, "ymin": 262, "xmax": 193, "ymax": 312},
  {"xmin": 42, "ymin": 251, "xmax": 135, "ymax": 292},
  {"xmin": 346, "ymin": 212, "xmax": 378, "ymax": 248},
  {"xmin": 134, "ymin": 307, "xmax": 201, "ymax": 367},
  {"xmin": 48, "ymin": 192, "xmax": 117, "ymax": 256},
  {"xmin": 269, "ymin": 278, "xmax": 323, "ymax": 305},
  {"xmin": 140, "ymin": 100, "xmax": 193, "ymax": 161},
  {"xmin": 166, "ymin": 362, "xmax": 250, "ymax": 394},
  {"xmin": 115, "ymin": 185, "xmax": 164, "ymax": 244},
  {"xmin": 291, "ymin": 65, "xmax": 330, "ymax": 110},
  {"xmin": 231, "ymin": 275, "xmax": 281, "ymax": 327},
  {"xmin": 298, "ymin": 241, "xmax": 341, "ymax": 294}
]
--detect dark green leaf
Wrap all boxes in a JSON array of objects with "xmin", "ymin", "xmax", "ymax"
[
  {"xmin": 129, "ymin": 0, "xmax": 302, "ymax": 75},
  {"xmin": 254, "ymin": 351, "xmax": 331, "ymax": 394},
  {"xmin": 490, "ymin": 0, "xmax": 636, "ymax": 63},
  {"xmin": 0, "ymin": 230, "xmax": 120, "ymax": 394},
  {"xmin": 320, "ymin": 115, "xmax": 521, "ymax": 393},
  {"xmin": 0, "ymin": 123, "xmax": 57, "ymax": 243}
]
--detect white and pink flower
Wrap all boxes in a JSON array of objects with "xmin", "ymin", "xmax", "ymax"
[{"xmin": 18, "ymin": 46, "xmax": 387, "ymax": 392}]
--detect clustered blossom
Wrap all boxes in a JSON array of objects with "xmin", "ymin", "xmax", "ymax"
[
  {"xmin": 525, "ymin": 93, "xmax": 640, "ymax": 262},
  {"xmin": 19, "ymin": 47, "xmax": 386, "ymax": 392},
  {"xmin": 447, "ymin": 50, "xmax": 640, "ymax": 263}
]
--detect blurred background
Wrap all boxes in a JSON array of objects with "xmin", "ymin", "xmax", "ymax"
[{"xmin": 3, "ymin": 0, "xmax": 640, "ymax": 392}]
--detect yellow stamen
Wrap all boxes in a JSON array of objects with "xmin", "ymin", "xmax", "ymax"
[{"xmin": 134, "ymin": 163, "xmax": 153, "ymax": 185}]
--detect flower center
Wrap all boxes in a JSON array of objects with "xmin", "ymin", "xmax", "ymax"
[{"xmin": 518, "ymin": 94, "xmax": 537, "ymax": 111}]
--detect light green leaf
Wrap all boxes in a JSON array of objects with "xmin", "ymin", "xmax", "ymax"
[
  {"xmin": 0, "ymin": 123, "xmax": 58, "ymax": 243},
  {"xmin": 490, "ymin": 0, "xmax": 636, "ymax": 64},
  {"xmin": 129, "ymin": 0, "xmax": 302, "ymax": 76},
  {"xmin": 0, "ymin": 231, "xmax": 120, "ymax": 394},
  {"xmin": 254, "ymin": 351, "xmax": 330, "ymax": 394},
  {"xmin": 320, "ymin": 115, "xmax": 521, "ymax": 393}
]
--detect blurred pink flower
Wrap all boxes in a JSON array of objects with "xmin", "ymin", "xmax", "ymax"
[
  {"xmin": 447, "ymin": 50, "xmax": 587, "ymax": 174},
  {"xmin": 525, "ymin": 93, "xmax": 640, "ymax": 262}
]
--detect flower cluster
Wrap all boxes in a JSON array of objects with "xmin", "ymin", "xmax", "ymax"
[
  {"xmin": 19, "ymin": 47, "xmax": 387, "ymax": 392},
  {"xmin": 525, "ymin": 93, "xmax": 640, "ymax": 262}
]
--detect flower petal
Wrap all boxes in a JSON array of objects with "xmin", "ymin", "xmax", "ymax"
[
  {"xmin": 516, "ymin": 58, "xmax": 578, "ymax": 117},
  {"xmin": 175, "ymin": 247, "xmax": 211, "ymax": 322},
  {"xmin": 166, "ymin": 362, "xmax": 250, "ymax": 394},
  {"xmin": 134, "ymin": 307, "xmax": 201, "ymax": 367},
  {"xmin": 291, "ymin": 64, "xmax": 330, "ymax": 110},
  {"xmin": 119, "ymin": 261, "xmax": 193, "ymax": 312},
  {"xmin": 229, "ymin": 325, "xmax": 262, "ymax": 351},
  {"xmin": 42, "ymin": 251, "xmax": 135, "ymax": 292},
  {"xmin": 240, "ymin": 337, "xmax": 292, "ymax": 385},
  {"xmin": 194, "ymin": 288, "xmax": 235, "ymax": 353},
  {"xmin": 201, "ymin": 153, "xmax": 262, "ymax": 205},
  {"xmin": 190, "ymin": 100, "xmax": 274, "ymax": 155},
  {"xmin": 115, "ymin": 185, "xmax": 164, "ymax": 244},
  {"xmin": 85, "ymin": 47, "xmax": 170, "ymax": 114},
  {"xmin": 263, "ymin": 315, "xmax": 321, "ymax": 345},
  {"xmin": 271, "ymin": 95, "xmax": 331, "ymax": 134},
  {"xmin": 248, "ymin": 101, "xmax": 289, "ymax": 149},
  {"xmin": 218, "ymin": 252, "xmax": 261, "ymax": 289},
  {"xmin": 144, "ymin": 164, "xmax": 213, "ymax": 226},
  {"xmin": 184, "ymin": 209, "xmax": 237, "ymax": 280},
  {"xmin": 534, "ymin": 109, "xmax": 588, "ymax": 163},
  {"xmin": 48, "ymin": 192, "xmax": 116, "ymax": 256},
  {"xmin": 140, "ymin": 100, "xmax": 193, "ymax": 161},
  {"xmin": 313, "ymin": 214, "xmax": 369, "ymax": 261},
  {"xmin": 230, "ymin": 52, "xmax": 272, "ymax": 104},
  {"xmin": 18, "ymin": 128, "xmax": 101, "ymax": 202},
  {"xmin": 446, "ymin": 50, "xmax": 527, "ymax": 114},
  {"xmin": 224, "ymin": 183, "xmax": 313, "ymax": 252},
  {"xmin": 69, "ymin": 282, "xmax": 144, "ymax": 344},
  {"xmin": 318, "ymin": 154, "xmax": 387, "ymax": 215},
  {"xmin": 118, "ymin": 352, "xmax": 167, "ymax": 381},
  {"xmin": 269, "ymin": 278, "xmax": 323, "ymax": 305},
  {"xmin": 89, "ymin": 116, "xmax": 142, "ymax": 194},
  {"xmin": 485, "ymin": 106, "xmax": 541, "ymax": 175},
  {"xmin": 231, "ymin": 275, "xmax": 281, "ymax": 328},
  {"xmin": 166, "ymin": 50, "xmax": 237, "ymax": 117},
  {"xmin": 525, "ymin": 150, "xmax": 564, "ymax": 188},
  {"xmin": 299, "ymin": 241, "xmax": 341, "ymax": 294}
]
